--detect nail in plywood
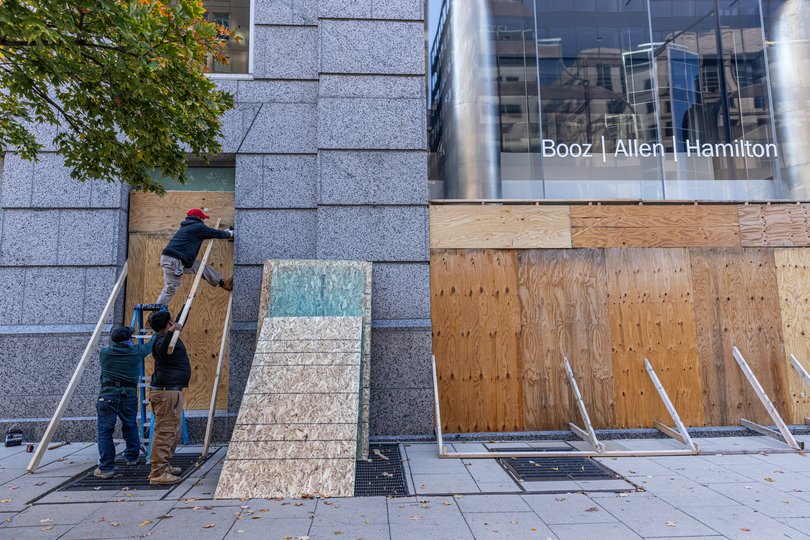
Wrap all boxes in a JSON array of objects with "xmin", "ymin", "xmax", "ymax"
[
  {"xmin": 429, "ymin": 205, "xmax": 572, "ymax": 249},
  {"xmin": 606, "ymin": 248, "xmax": 705, "ymax": 428},
  {"xmin": 739, "ymin": 204, "xmax": 810, "ymax": 247},
  {"xmin": 430, "ymin": 249, "xmax": 525, "ymax": 432},
  {"xmin": 571, "ymin": 205, "xmax": 741, "ymax": 248},
  {"xmin": 774, "ymin": 248, "xmax": 810, "ymax": 423},
  {"xmin": 518, "ymin": 249, "xmax": 615, "ymax": 430},
  {"xmin": 690, "ymin": 248, "xmax": 790, "ymax": 425}
]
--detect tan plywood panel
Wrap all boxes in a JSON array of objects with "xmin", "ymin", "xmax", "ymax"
[
  {"xmin": 129, "ymin": 191, "xmax": 235, "ymax": 233},
  {"xmin": 739, "ymin": 204, "xmax": 810, "ymax": 247},
  {"xmin": 430, "ymin": 249, "xmax": 525, "ymax": 432},
  {"xmin": 690, "ymin": 248, "xmax": 790, "ymax": 425},
  {"xmin": 571, "ymin": 205, "xmax": 741, "ymax": 248},
  {"xmin": 606, "ymin": 248, "xmax": 705, "ymax": 428},
  {"xmin": 430, "ymin": 205, "xmax": 572, "ymax": 249},
  {"xmin": 774, "ymin": 248, "xmax": 810, "ymax": 423},
  {"xmin": 518, "ymin": 249, "xmax": 615, "ymax": 430}
]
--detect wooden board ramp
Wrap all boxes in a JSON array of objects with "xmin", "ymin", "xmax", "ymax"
[{"xmin": 215, "ymin": 316, "xmax": 363, "ymax": 499}]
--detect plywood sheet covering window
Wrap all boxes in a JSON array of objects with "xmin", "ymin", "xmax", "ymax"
[
  {"xmin": 571, "ymin": 205, "xmax": 741, "ymax": 248},
  {"xmin": 739, "ymin": 204, "xmax": 810, "ymax": 247},
  {"xmin": 606, "ymin": 248, "xmax": 705, "ymax": 428},
  {"xmin": 518, "ymin": 250, "xmax": 615, "ymax": 430},
  {"xmin": 690, "ymin": 248, "xmax": 789, "ymax": 425},
  {"xmin": 774, "ymin": 249, "xmax": 810, "ymax": 423},
  {"xmin": 125, "ymin": 191, "xmax": 234, "ymax": 410},
  {"xmin": 430, "ymin": 205, "xmax": 572, "ymax": 249},
  {"xmin": 430, "ymin": 250, "xmax": 525, "ymax": 432}
]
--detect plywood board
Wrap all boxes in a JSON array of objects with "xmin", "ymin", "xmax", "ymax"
[
  {"xmin": 518, "ymin": 249, "xmax": 615, "ymax": 430},
  {"xmin": 129, "ymin": 191, "xmax": 235, "ymax": 233},
  {"xmin": 430, "ymin": 205, "xmax": 572, "ymax": 249},
  {"xmin": 690, "ymin": 248, "xmax": 790, "ymax": 425},
  {"xmin": 571, "ymin": 205, "xmax": 741, "ymax": 248},
  {"xmin": 739, "ymin": 204, "xmax": 810, "ymax": 247},
  {"xmin": 430, "ymin": 249, "xmax": 525, "ymax": 432},
  {"xmin": 774, "ymin": 249, "xmax": 810, "ymax": 423},
  {"xmin": 606, "ymin": 248, "xmax": 705, "ymax": 428},
  {"xmin": 125, "ymin": 191, "xmax": 233, "ymax": 410}
]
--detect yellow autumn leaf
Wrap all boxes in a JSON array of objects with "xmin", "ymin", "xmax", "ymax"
[{"xmin": 138, "ymin": 520, "xmax": 153, "ymax": 527}]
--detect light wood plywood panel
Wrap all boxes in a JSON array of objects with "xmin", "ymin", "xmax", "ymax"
[
  {"xmin": 774, "ymin": 248, "xmax": 810, "ymax": 423},
  {"xmin": 690, "ymin": 248, "xmax": 790, "ymax": 425},
  {"xmin": 125, "ymin": 192, "xmax": 233, "ymax": 410},
  {"xmin": 571, "ymin": 205, "xmax": 741, "ymax": 248},
  {"xmin": 739, "ymin": 204, "xmax": 810, "ymax": 247},
  {"xmin": 431, "ymin": 249, "xmax": 525, "ymax": 432},
  {"xmin": 129, "ymin": 191, "xmax": 235, "ymax": 233},
  {"xmin": 606, "ymin": 248, "xmax": 705, "ymax": 428},
  {"xmin": 518, "ymin": 249, "xmax": 615, "ymax": 430},
  {"xmin": 430, "ymin": 205, "xmax": 572, "ymax": 249}
]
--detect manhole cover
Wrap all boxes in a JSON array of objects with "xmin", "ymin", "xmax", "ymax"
[
  {"xmin": 61, "ymin": 453, "xmax": 203, "ymax": 491},
  {"xmin": 491, "ymin": 447, "xmax": 621, "ymax": 482},
  {"xmin": 354, "ymin": 444, "xmax": 408, "ymax": 497}
]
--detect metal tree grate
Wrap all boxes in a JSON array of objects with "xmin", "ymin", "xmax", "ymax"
[
  {"xmin": 354, "ymin": 444, "xmax": 408, "ymax": 497},
  {"xmin": 61, "ymin": 453, "xmax": 203, "ymax": 491},
  {"xmin": 492, "ymin": 447, "xmax": 621, "ymax": 482}
]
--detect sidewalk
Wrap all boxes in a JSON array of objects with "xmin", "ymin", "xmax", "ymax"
[{"xmin": 1, "ymin": 435, "xmax": 809, "ymax": 539}]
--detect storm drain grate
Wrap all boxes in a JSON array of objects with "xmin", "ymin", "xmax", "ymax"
[
  {"xmin": 492, "ymin": 447, "xmax": 621, "ymax": 482},
  {"xmin": 61, "ymin": 453, "xmax": 203, "ymax": 491},
  {"xmin": 354, "ymin": 444, "xmax": 408, "ymax": 497}
]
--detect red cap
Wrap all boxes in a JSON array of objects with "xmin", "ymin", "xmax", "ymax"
[{"xmin": 187, "ymin": 208, "xmax": 210, "ymax": 219}]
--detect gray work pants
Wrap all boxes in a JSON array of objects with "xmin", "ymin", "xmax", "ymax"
[{"xmin": 156, "ymin": 255, "xmax": 222, "ymax": 306}]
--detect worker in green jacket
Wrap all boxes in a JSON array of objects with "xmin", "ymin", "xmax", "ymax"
[{"xmin": 94, "ymin": 326, "xmax": 155, "ymax": 479}]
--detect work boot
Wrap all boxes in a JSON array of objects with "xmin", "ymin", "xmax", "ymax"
[
  {"xmin": 220, "ymin": 277, "xmax": 233, "ymax": 292},
  {"xmin": 169, "ymin": 466, "xmax": 182, "ymax": 475},
  {"xmin": 93, "ymin": 468, "xmax": 114, "ymax": 479},
  {"xmin": 149, "ymin": 471, "xmax": 182, "ymax": 485}
]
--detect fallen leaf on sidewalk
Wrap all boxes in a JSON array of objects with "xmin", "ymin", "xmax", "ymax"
[
  {"xmin": 294, "ymin": 502, "xmax": 303, "ymax": 507},
  {"xmin": 764, "ymin": 477, "xmax": 775, "ymax": 483},
  {"xmin": 41, "ymin": 526, "xmax": 54, "ymax": 531},
  {"xmin": 138, "ymin": 520, "xmax": 152, "ymax": 527},
  {"xmin": 202, "ymin": 523, "xmax": 215, "ymax": 529},
  {"xmin": 334, "ymin": 531, "xmax": 343, "ymax": 535},
  {"xmin": 157, "ymin": 514, "xmax": 173, "ymax": 519},
  {"xmin": 236, "ymin": 530, "xmax": 245, "ymax": 534},
  {"xmin": 453, "ymin": 494, "xmax": 464, "ymax": 499},
  {"xmin": 666, "ymin": 521, "xmax": 676, "ymax": 527},
  {"xmin": 39, "ymin": 518, "xmax": 52, "ymax": 524},
  {"xmin": 741, "ymin": 528, "xmax": 751, "ymax": 532},
  {"xmin": 110, "ymin": 522, "xmax": 122, "ymax": 527},
  {"xmin": 585, "ymin": 507, "xmax": 599, "ymax": 513},
  {"xmin": 409, "ymin": 516, "xmax": 421, "ymax": 521}
]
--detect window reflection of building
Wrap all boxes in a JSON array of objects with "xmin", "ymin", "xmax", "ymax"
[{"xmin": 202, "ymin": 0, "xmax": 251, "ymax": 75}]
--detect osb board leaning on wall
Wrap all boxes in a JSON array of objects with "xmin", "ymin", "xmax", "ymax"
[
  {"xmin": 430, "ymin": 203, "xmax": 810, "ymax": 432},
  {"xmin": 126, "ymin": 191, "xmax": 234, "ymax": 410}
]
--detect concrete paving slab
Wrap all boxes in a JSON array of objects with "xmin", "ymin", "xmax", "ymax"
[
  {"xmin": 0, "ymin": 475, "xmax": 69, "ymax": 511},
  {"xmin": 60, "ymin": 500, "xmax": 175, "ymax": 539},
  {"xmin": 706, "ymin": 481, "xmax": 810, "ymax": 518},
  {"xmin": 696, "ymin": 436, "xmax": 788, "ymax": 452},
  {"xmin": 407, "ymin": 455, "xmax": 472, "ymax": 475},
  {"xmin": 228, "ymin": 498, "xmax": 318, "ymax": 519},
  {"xmin": 754, "ymin": 453, "xmax": 810, "ymax": 472},
  {"xmin": 594, "ymin": 492, "xmax": 719, "ymax": 537},
  {"xmin": 574, "ymin": 480, "xmax": 634, "ymax": 491},
  {"xmin": 522, "ymin": 493, "xmax": 618, "ymax": 524},
  {"xmin": 449, "ymin": 442, "xmax": 488, "ymax": 453},
  {"xmin": 476, "ymin": 482, "xmax": 522, "ymax": 493},
  {"xmin": 0, "ymin": 501, "xmax": 102, "ymax": 527},
  {"xmin": 651, "ymin": 456, "xmax": 752, "ymax": 483},
  {"xmin": 35, "ymin": 488, "xmax": 118, "ymax": 505},
  {"xmin": 0, "ymin": 447, "xmax": 28, "ymax": 461},
  {"xmin": 700, "ymin": 453, "xmax": 773, "ymax": 466},
  {"xmin": 568, "ymin": 440, "xmax": 630, "ymax": 451},
  {"xmin": 454, "ymin": 493, "xmax": 531, "ymax": 513},
  {"xmin": 2, "ymin": 524, "xmax": 73, "ymax": 539},
  {"xmin": 519, "ymin": 480, "xmax": 580, "ymax": 493},
  {"xmin": 388, "ymin": 497, "xmax": 473, "ymax": 540},
  {"xmin": 309, "ymin": 497, "xmax": 388, "ymax": 539},
  {"xmin": 401, "ymin": 443, "xmax": 439, "ymax": 454},
  {"xmin": 685, "ymin": 504, "xmax": 810, "ymax": 539},
  {"xmin": 548, "ymin": 521, "xmax": 642, "ymax": 540},
  {"xmin": 462, "ymin": 458, "xmax": 514, "ymax": 484},
  {"xmin": 28, "ymin": 456, "xmax": 96, "ymax": 478},
  {"xmin": 612, "ymin": 438, "xmax": 686, "ymax": 451},
  {"xmin": 632, "ymin": 475, "xmax": 740, "ymax": 509},
  {"xmin": 464, "ymin": 511, "xmax": 556, "ymax": 540},
  {"xmin": 223, "ymin": 517, "xmax": 312, "ymax": 539},
  {"xmin": 412, "ymin": 473, "xmax": 479, "ymax": 495},
  {"xmin": 595, "ymin": 457, "xmax": 675, "ymax": 478},
  {"xmin": 779, "ymin": 517, "xmax": 810, "ymax": 535},
  {"xmin": 146, "ymin": 505, "xmax": 239, "ymax": 540}
]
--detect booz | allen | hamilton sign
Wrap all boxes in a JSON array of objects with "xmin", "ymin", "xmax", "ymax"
[{"xmin": 542, "ymin": 138, "xmax": 779, "ymax": 161}]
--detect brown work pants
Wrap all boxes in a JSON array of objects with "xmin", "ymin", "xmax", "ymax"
[{"xmin": 148, "ymin": 389, "xmax": 183, "ymax": 479}]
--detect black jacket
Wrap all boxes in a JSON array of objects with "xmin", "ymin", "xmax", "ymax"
[
  {"xmin": 162, "ymin": 217, "xmax": 231, "ymax": 268},
  {"xmin": 151, "ymin": 332, "xmax": 191, "ymax": 388}
]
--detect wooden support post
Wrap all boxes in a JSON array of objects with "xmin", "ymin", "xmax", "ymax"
[
  {"xmin": 789, "ymin": 354, "xmax": 810, "ymax": 390},
  {"xmin": 168, "ymin": 218, "xmax": 222, "ymax": 354},
  {"xmin": 431, "ymin": 355, "xmax": 446, "ymax": 456},
  {"xmin": 28, "ymin": 262, "xmax": 129, "ymax": 473},
  {"xmin": 201, "ymin": 294, "xmax": 232, "ymax": 460},
  {"xmin": 644, "ymin": 359, "xmax": 698, "ymax": 452},
  {"xmin": 563, "ymin": 357, "xmax": 605, "ymax": 453},
  {"xmin": 732, "ymin": 346, "xmax": 803, "ymax": 451}
]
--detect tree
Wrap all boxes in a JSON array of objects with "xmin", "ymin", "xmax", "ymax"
[{"xmin": 0, "ymin": 0, "xmax": 235, "ymax": 193}]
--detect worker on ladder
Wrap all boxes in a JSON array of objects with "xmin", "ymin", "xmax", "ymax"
[{"xmin": 156, "ymin": 208, "xmax": 234, "ymax": 306}]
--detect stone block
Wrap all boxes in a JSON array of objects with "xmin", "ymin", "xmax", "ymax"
[
  {"xmin": 370, "ymin": 327, "xmax": 432, "ymax": 389},
  {"xmin": 0, "ymin": 267, "xmax": 25, "ymax": 325},
  {"xmin": 30, "ymin": 154, "xmax": 92, "ymax": 208},
  {"xmin": 372, "ymin": 0, "xmax": 423, "ymax": 20},
  {"xmin": 238, "ymin": 154, "xmax": 318, "ymax": 209},
  {"xmin": 218, "ymin": 103, "xmax": 262, "ymax": 153},
  {"xmin": 317, "ymin": 206, "xmax": 428, "ymax": 261},
  {"xmin": 240, "ymin": 103, "xmax": 317, "ymax": 153},
  {"xmin": 90, "ymin": 180, "xmax": 126, "ymax": 209},
  {"xmin": 235, "ymin": 155, "xmax": 263, "ymax": 208},
  {"xmin": 83, "ymin": 266, "xmax": 120, "ymax": 324},
  {"xmin": 319, "ymin": 20, "xmax": 425, "ymax": 75},
  {"xmin": 254, "ymin": 25, "xmax": 318, "ymax": 79},
  {"xmin": 372, "ymin": 263, "xmax": 430, "ymax": 319},
  {"xmin": 21, "ymin": 267, "xmax": 86, "ymax": 324},
  {"xmin": 320, "ymin": 0, "xmax": 423, "ymax": 20},
  {"xmin": 319, "ymin": 75, "xmax": 424, "ymax": 99},
  {"xmin": 0, "ymin": 210, "xmax": 60, "ymax": 265},
  {"xmin": 318, "ymin": 98, "xmax": 426, "ymax": 150},
  {"xmin": 320, "ymin": 150, "xmax": 428, "ymax": 205},
  {"xmin": 57, "ymin": 210, "xmax": 122, "ymax": 265},
  {"xmin": 237, "ymin": 80, "xmax": 318, "ymax": 104},
  {"xmin": 235, "ymin": 209, "xmax": 317, "ymax": 264},
  {"xmin": 0, "ymin": 154, "xmax": 34, "ymax": 207},
  {"xmin": 232, "ymin": 264, "xmax": 263, "ymax": 322},
  {"xmin": 228, "ymin": 329, "xmax": 257, "ymax": 412},
  {"xmin": 255, "ymin": 0, "xmax": 318, "ymax": 25},
  {"xmin": 369, "ymin": 387, "xmax": 432, "ymax": 435}
]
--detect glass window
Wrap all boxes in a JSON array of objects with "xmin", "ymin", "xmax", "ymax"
[{"xmin": 203, "ymin": 0, "xmax": 252, "ymax": 75}]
